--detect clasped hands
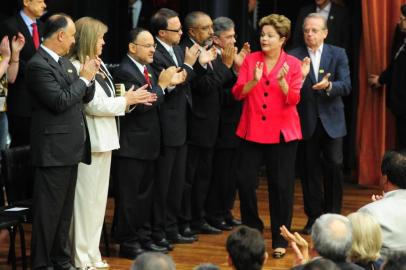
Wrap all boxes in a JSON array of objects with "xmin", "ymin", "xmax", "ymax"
[{"xmin": 79, "ymin": 56, "xmax": 101, "ymax": 81}]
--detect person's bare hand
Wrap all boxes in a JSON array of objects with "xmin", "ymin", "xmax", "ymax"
[
  {"xmin": 221, "ymin": 44, "xmax": 237, "ymax": 68},
  {"xmin": 11, "ymin": 33, "xmax": 25, "ymax": 54},
  {"xmin": 368, "ymin": 74, "xmax": 381, "ymax": 89},
  {"xmin": 280, "ymin": 225, "xmax": 309, "ymax": 265},
  {"xmin": 124, "ymin": 84, "xmax": 154, "ymax": 106},
  {"xmin": 80, "ymin": 56, "xmax": 100, "ymax": 81},
  {"xmin": 371, "ymin": 192, "xmax": 384, "ymax": 202},
  {"xmin": 312, "ymin": 73, "xmax": 331, "ymax": 90},
  {"xmin": 198, "ymin": 46, "xmax": 217, "ymax": 66},
  {"xmin": 170, "ymin": 68, "xmax": 187, "ymax": 86},
  {"xmin": 0, "ymin": 36, "xmax": 11, "ymax": 59},
  {"xmin": 301, "ymin": 57, "xmax": 311, "ymax": 79},
  {"xmin": 234, "ymin": 42, "xmax": 251, "ymax": 68},
  {"xmin": 254, "ymin": 61, "xmax": 263, "ymax": 82},
  {"xmin": 184, "ymin": 44, "xmax": 200, "ymax": 67},
  {"xmin": 158, "ymin": 66, "xmax": 178, "ymax": 89},
  {"xmin": 277, "ymin": 62, "xmax": 289, "ymax": 81}
]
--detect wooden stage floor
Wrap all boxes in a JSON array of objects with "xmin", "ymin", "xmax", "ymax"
[{"xmin": 0, "ymin": 178, "xmax": 380, "ymax": 270}]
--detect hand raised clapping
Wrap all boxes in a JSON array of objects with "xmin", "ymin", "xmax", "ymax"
[
  {"xmin": 253, "ymin": 61, "xmax": 263, "ymax": 82},
  {"xmin": 80, "ymin": 56, "xmax": 101, "ymax": 81},
  {"xmin": 0, "ymin": 36, "xmax": 11, "ymax": 59},
  {"xmin": 184, "ymin": 44, "xmax": 200, "ymax": 67},
  {"xmin": 11, "ymin": 32, "xmax": 25, "ymax": 55},
  {"xmin": 198, "ymin": 46, "xmax": 217, "ymax": 66}
]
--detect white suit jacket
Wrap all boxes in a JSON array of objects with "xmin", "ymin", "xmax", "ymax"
[
  {"xmin": 72, "ymin": 60, "xmax": 126, "ymax": 152},
  {"xmin": 358, "ymin": 189, "xmax": 406, "ymax": 256}
]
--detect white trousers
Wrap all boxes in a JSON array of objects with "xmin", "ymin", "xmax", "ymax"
[{"xmin": 70, "ymin": 151, "xmax": 112, "ymax": 267}]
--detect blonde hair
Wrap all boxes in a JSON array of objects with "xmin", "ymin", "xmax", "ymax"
[
  {"xmin": 348, "ymin": 212, "xmax": 382, "ymax": 263},
  {"xmin": 70, "ymin": 17, "xmax": 108, "ymax": 63},
  {"xmin": 258, "ymin": 14, "xmax": 291, "ymax": 40}
]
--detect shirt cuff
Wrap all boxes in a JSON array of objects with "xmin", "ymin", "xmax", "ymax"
[
  {"xmin": 80, "ymin": 77, "xmax": 93, "ymax": 87},
  {"xmin": 184, "ymin": 63, "xmax": 194, "ymax": 70}
]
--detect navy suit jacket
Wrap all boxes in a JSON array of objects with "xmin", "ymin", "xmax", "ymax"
[{"xmin": 289, "ymin": 44, "xmax": 351, "ymax": 140}]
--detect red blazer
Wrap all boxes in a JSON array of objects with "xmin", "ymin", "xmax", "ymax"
[{"xmin": 232, "ymin": 50, "xmax": 303, "ymax": 144}]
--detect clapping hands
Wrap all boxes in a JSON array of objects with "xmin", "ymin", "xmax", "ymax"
[
  {"xmin": 198, "ymin": 46, "xmax": 217, "ymax": 66},
  {"xmin": 280, "ymin": 225, "xmax": 310, "ymax": 266}
]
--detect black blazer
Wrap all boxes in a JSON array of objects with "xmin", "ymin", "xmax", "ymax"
[
  {"xmin": 291, "ymin": 2, "xmax": 350, "ymax": 52},
  {"xmin": 289, "ymin": 44, "xmax": 351, "ymax": 140},
  {"xmin": 179, "ymin": 38, "xmax": 234, "ymax": 148},
  {"xmin": 0, "ymin": 13, "xmax": 44, "ymax": 117},
  {"xmin": 26, "ymin": 48, "xmax": 94, "ymax": 167},
  {"xmin": 150, "ymin": 41, "xmax": 195, "ymax": 147},
  {"xmin": 113, "ymin": 55, "xmax": 164, "ymax": 160}
]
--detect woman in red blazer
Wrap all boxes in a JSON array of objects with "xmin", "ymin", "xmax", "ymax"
[{"xmin": 232, "ymin": 14, "xmax": 308, "ymax": 258}]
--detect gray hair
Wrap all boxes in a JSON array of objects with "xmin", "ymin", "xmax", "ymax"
[
  {"xmin": 184, "ymin": 11, "xmax": 209, "ymax": 29},
  {"xmin": 311, "ymin": 214, "xmax": 353, "ymax": 262},
  {"xmin": 213, "ymin": 17, "xmax": 235, "ymax": 36},
  {"xmin": 131, "ymin": 252, "xmax": 176, "ymax": 270},
  {"xmin": 193, "ymin": 263, "xmax": 221, "ymax": 270},
  {"xmin": 303, "ymin": 13, "xmax": 328, "ymax": 30}
]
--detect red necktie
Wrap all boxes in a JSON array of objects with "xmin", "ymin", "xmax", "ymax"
[
  {"xmin": 143, "ymin": 66, "xmax": 152, "ymax": 88},
  {"xmin": 32, "ymin": 22, "xmax": 40, "ymax": 49}
]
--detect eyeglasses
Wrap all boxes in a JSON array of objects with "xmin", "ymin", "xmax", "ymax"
[
  {"xmin": 190, "ymin": 25, "xmax": 213, "ymax": 31},
  {"xmin": 165, "ymin": 28, "xmax": 182, "ymax": 33},
  {"xmin": 131, "ymin": 42, "xmax": 157, "ymax": 49}
]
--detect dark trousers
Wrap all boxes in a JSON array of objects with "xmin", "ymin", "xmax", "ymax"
[
  {"xmin": 236, "ymin": 139, "xmax": 298, "ymax": 249},
  {"xmin": 8, "ymin": 115, "xmax": 30, "ymax": 147},
  {"xmin": 112, "ymin": 156, "xmax": 154, "ymax": 246},
  {"xmin": 301, "ymin": 119, "xmax": 344, "ymax": 220},
  {"xmin": 180, "ymin": 144, "xmax": 214, "ymax": 228},
  {"xmin": 152, "ymin": 144, "xmax": 187, "ymax": 240},
  {"xmin": 206, "ymin": 147, "xmax": 239, "ymax": 223},
  {"xmin": 31, "ymin": 165, "xmax": 78, "ymax": 270}
]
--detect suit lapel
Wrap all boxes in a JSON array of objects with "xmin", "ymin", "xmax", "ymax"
[
  {"xmin": 39, "ymin": 48, "xmax": 72, "ymax": 84},
  {"xmin": 16, "ymin": 14, "xmax": 36, "ymax": 52},
  {"xmin": 174, "ymin": 45, "xmax": 184, "ymax": 65},
  {"xmin": 157, "ymin": 42, "xmax": 177, "ymax": 66},
  {"xmin": 319, "ymin": 45, "xmax": 332, "ymax": 82},
  {"xmin": 126, "ymin": 56, "xmax": 149, "ymax": 86},
  {"xmin": 299, "ymin": 47, "xmax": 317, "ymax": 84}
]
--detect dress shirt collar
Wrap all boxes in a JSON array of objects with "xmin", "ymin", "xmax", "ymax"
[
  {"xmin": 156, "ymin": 37, "xmax": 174, "ymax": 52},
  {"xmin": 41, "ymin": 44, "xmax": 60, "ymax": 63},
  {"xmin": 127, "ymin": 54, "xmax": 146, "ymax": 74},
  {"xmin": 20, "ymin": 10, "xmax": 36, "ymax": 35},
  {"xmin": 307, "ymin": 43, "xmax": 324, "ymax": 56},
  {"xmin": 316, "ymin": 2, "xmax": 332, "ymax": 20}
]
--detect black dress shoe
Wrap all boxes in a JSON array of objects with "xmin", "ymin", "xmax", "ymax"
[
  {"xmin": 225, "ymin": 218, "xmax": 242, "ymax": 226},
  {"xmin": 168, "ymin": 233, "xmax": 195, "ymax": 244},
  {"xmin": 53, "ymin": 263, "xmax": 77, "ymax": 270},
  {"xmin": 210, "ymin": 221, "xmax": 232, "ymax": 231},
  {"xmin": 181, "ymin": 226, "xmax": 198, "ymax": 240},
  {"xmin": 143, "ymin": 242, "xmax": 169, "ymax": 253},
  {"xmin": 301, "ymin": 219, "xmax": 315, "ymax": 235},
  {"xmin": 192, "ymin": 222, "xmax": 222, "ymax": 234},
  {"xmin": 119, "ymin": 243, "xmax": 145, "ymax": 259},
  {"xmin": 155, "ymin": 238, "xmax": 174, "ymax": 251}
]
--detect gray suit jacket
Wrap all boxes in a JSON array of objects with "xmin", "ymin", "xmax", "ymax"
[{"xmin": 358, "ymin": 189, "xmax": 406, "ymax": 256}]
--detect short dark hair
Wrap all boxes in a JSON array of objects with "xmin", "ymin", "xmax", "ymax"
[
  {"xmin": 213, "ymin": 17, "xmax": 235, "ymax": 37},
  {"xmin": 128, "ymin": 27, "xmax": 148, "ymax": 44},
  {"xmin": 381, "ymin": 150, "xmax": 406, "ymax": 188},
  {"xmin": 150, "ymin": 8, "xmax": 178, "ymax": 36},
  {"xmin": 43, "ymin": 13, "xmax": 71, "ymax": 40},
  {"xmin": 401, "ymin": 4, "xmax": 406, "ymax": 17},
  {"xmin": 184, "ymin": 11, "xmax": 209, "ymax": 29},
  {"xmin": 226, "ymin": 226, "xmax": 266, "ymax": 270},
  {"xmin": 303, "ymin": 258, "xmax": 340, "ymax": 270},
  {"xmin": 382, "ymin": 251, "xmax": 406, "ymax": 270}
]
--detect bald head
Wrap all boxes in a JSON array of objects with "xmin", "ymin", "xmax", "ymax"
[{"xmin": 42, "ymin": 13, "xmax": 76, "ymax": 56}]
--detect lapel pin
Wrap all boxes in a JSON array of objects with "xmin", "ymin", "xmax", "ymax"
[
  {"xmin": 67, "ymin": 69, "xmax": 73, "ymax": 73},
  {"xmin": 330, "ymin": 15, "xmax": 334, "ymax": 20},
  {"xmin": 319, "ymin": 69, "xmax": 324, "ymax": 74}
]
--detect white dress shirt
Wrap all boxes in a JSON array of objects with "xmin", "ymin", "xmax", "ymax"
[
  {"xmin": 316, "ymin": 2, "xmax": 332, "ymax": 21},
  {"xmin": 307, "ymin": 43, "xmax": 323, "ymax": 81}
]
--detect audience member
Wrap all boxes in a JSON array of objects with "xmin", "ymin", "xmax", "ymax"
[
  {"xmin": 69, "ymin": 17, "xmax": 154, "ymax": 270},
  {"xmin": 26, "ymin": 13, "xmax": 99, "ymax": 270},
  {"xmin": 282, "ymin": 214, "xmax": 363, "ymax": 270},
  {"xmin": 347, "ymin": 212, "xmax": 383, "ymax": 270},
  {"xmin": 302, "ymin": 258, "xmax": 340, "ymax": 270},
  {"xmin": 232, "ymin": 13, "xmax": 306, "ymax": 258},
  {"xmin": 149, "ymin": 8, "xmax": 198, "ymax": 248},
  {"xmin": 291, "ymin": 0, "xmax": 350, "ymax": 52},
  {"xmin": 0, "ymin": 0, "xmax": 46, "ymax": 147},
  {"xmin": 368, "ymin": 4, "xmax": 406, "ymax": 149},
  {"xmin": 179, "ymin": 11, "xmax": 234, "ymax": 236},
  {"xmin": 112, "ymin": 27, "xmax": 185, "ymax": 258},
  {"xmin": 131, "ymin": 252, "xmax": 176, "ymax": 270},
  {"xmin": 226, "ymin": 226, "xmax": 267, "ymax": 270},
  {"xmin": 358, "ymin": 150, "xmax": 406, "ymax": 256},
  {"xmin": 0, "ymin": 33, "xmax": 25, "ymax": 150},
  {"xmin": 290, "ymin": 13, "xmax": 351, "ymax": 235}
]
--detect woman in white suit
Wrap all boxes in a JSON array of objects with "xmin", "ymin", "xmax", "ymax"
[{"xmin": 69, "ymin": 17, "xmax": 156, "ymax": 270}]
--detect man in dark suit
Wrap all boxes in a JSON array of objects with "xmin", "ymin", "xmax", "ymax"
[
  {"xmin": 149, "ymin": 8, "xmax": 199, "ymax": 247},
  {"xmin": 205, "ymin": 16, "xmax": 246, "ymax": 231},
  {"xmin": 290, "ymin": 13, "xmax": 351, "ymax": 234},
  {"xmin": 291, "ymin": 0, "xmax": 350, "ymax": 52},
  {"xmin": 112, "ymin": 27, "xmax": 186, "ymax": 258},
  {"xmin": 0, "ymin": 0, "xmax": 46, "ymax": 147},
  {"xmin": 179, "ymin": 11, "xmax": 235, "ymax": 235},
  {"xmin": 26, "ymin": 14, "xmax": 99, "ymax": 270}
]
